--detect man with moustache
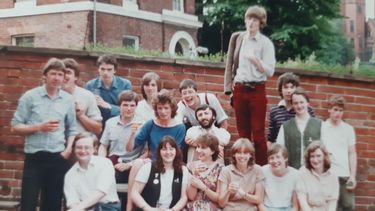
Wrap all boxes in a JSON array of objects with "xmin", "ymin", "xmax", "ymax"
[
  {"xmin": 62, "ymin": 58, "xmax": 102, "ymax": 138},
  {"xmin": 185, "ymin": 104, "xmax": 230, "ymax": 163}
]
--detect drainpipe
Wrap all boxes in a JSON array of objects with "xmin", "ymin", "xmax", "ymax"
[{"xmin": 93, "ymin": 0, "xmax": 97, "ymax": 45}]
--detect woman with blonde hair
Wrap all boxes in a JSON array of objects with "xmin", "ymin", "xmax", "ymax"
[
  {"xmin": 218, "ymin": 138, "xmax": 264, "ymax": 211},
  {"xmin": 296, "ymin": 141, "xmax": 339, "ymax": 211}
]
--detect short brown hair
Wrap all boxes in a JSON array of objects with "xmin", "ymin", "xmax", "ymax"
[
  {"xmin": 152, "ymin": 89, "xmax": 178, "ymax": 118},
  {"xmin": 141, "ymin": 72, "xmax": 161, "ymax": 100},
  {"xmin": 62, "ymin": 58, "xmax": 80, "ymax": 77},
  {"xmin": 244, "ymin": 5, "xmax": 267, "ymax": 29},
  {"xmin": 328, "ymin": 95, "xmax": 346, "ymax": 109},
  {"xmin": 231, "ymin": 138, "xmax": 255, "ymax": 166},
  {"xmin": 267, "ymin": 143, "xmax": 288, "ymax": 159},
  {"xmin": 277, "ymin": 72, "xmax": 300, "ymax": 98},
  {"xmin": 96, "ymin": 54, "xmax": 117, "ymax": 69},
  {"xmin": 195, "ymin": 133, "xmax": 220, "ymax": 161},
  {"xmin": 118, "ymin": 90, "xmax": 138, "ymax": 106},
  {"xmin": 42, "ymin": 58, "xmax": 66, "ymax": 75},
  {"xmin": 291, "ymin": 87, "xmax": 310, "ymax": 103},
  {"xmin": 304, "ymin": 141, "xmax": 331, "ymax": 172},
  {"xmin": 179, "ymin": 79, "xmax": 197, "ymax": 92}
]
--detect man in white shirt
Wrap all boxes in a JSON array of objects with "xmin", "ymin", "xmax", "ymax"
[
  {"xmin": 62, "ymin": 58, "xmax": 102, "ymax": 138},
  {"xmin": 321, "ymin": 95, "xmax": 357, "ymax": 211},
  {"xmin": 64, "ymin": 135, "xmax": 120, "ymax": 211},
  {"xmin": 177, "ymin": 79, "xmax": 228, "ymax": 129},
  {"xmin": 185, "ymin": 104, "xmax": 230, "ymax": 163}
]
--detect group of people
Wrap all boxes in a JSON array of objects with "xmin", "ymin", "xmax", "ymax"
[{"xmin": 10, "ymin": 4, "xmax": 357, "ymax": 211}]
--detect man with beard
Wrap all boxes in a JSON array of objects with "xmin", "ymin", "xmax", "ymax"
[{"xmin": 185, "ymin": 104, "xmax": 230, "ymax": 163}]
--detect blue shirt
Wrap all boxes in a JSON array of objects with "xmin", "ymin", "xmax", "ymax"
[
  {"xmin": 134, "ymin": 120, "xmax": 186, "ymax": 161},
  {"xmin": 11, "ymin": 86, "xmax": 78, "ymax": 153},
  {"xmin": 85, "ymin": 76, "xmax": 132, "ymax": 125}
]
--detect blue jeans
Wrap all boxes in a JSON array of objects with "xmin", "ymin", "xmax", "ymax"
[
  {"xmin": 20, "ymin": 151, "xmax": 70, "ymax": 211},
  {"xmin": 338, "ymin": 177, "xmax": 355, "ymax": 211},
  {"xmin": 94, "ymin": 202, "xmax": 121, "ymax": 211}
]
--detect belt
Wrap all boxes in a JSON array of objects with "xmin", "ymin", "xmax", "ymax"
[{"xmin": 235, "ymin": 81, "xmax": 265, "ymax": 88}]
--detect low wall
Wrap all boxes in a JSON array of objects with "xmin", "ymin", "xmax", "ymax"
[{"xmin": 0, "ymin": 46, "xmax": 374, "ymax": 210}]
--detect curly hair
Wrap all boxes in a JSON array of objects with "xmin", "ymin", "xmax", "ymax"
[
  {"xmin": 277, "ymin": 72, "xmax": 300, "ymax": 98},
  {"xmin": 155, "ymin": 136, "xmax": 183, "ymax": 174},
  {"xmin": 152, "ymin": 89, "xmax": 178, "ymax": 118}
]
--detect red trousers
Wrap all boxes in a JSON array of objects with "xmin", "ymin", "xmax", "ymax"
[{"xmin": 233, "ymin": 83, "xmax": 268, "ymax": 165}]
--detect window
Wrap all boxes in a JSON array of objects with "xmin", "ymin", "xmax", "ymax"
[
  {"xmin": 357, "ymin": 5, "xmax": 362, "ymax": 13},
  {"xmin": 350, "ymin": 20, "xmax": 354, "ymax": 33},
  {"xmin": 172, "ymin": 0, "xmax": 184, "ymax": 12},
  {"xmin": 122, "ymin": 35, "xmax": 139, "ymax": 50},
  {"xmin": 12, "ymin": 35, "xmax": 34, "ymax": 47}
]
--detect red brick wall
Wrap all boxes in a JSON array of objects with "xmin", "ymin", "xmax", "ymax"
[
  {"xmin": 138, "ymin": 0, "xmax": 170, "ymax": 13},
  {"xmin": 0, "ymin": 12, "xmax": 90, "ymax": 49},
  {"xmin": 0, "ymin": 47, "xmax": 374, "ymax": 210},
  {"xmin": 0, "ymin": 0, "xmax": 13, "ymax": 9},
  {"xmin": 185, "ymin": 0, "xmax": 195, "ymax": 15},
  {"xmin": 96, "ymin": 13, "xmax": 198, "ymax": 52}
]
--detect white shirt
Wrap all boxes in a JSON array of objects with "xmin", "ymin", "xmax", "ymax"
[
  {"xmin": 64, "ymin": 156, "xmax": 119, "ymax": 208},
  {"xmin": 135, "ymin": 162, "xmax": 188, "ymax": 209},
  {"xmin": 134, "ymin": 100, "xmax": 155, "ymax": 124},
  {"xmin": 72, "ymin": 86, "xmax": 102, "ymax": 136},
  {"xmin": 234, "ymin": 32, "xmax": 276, "ymax": 83},
  {"xmin": 176, "ymin": 93, "xmax": 228, "ymax": 126},
  {"xmin": 321, "ymin": 120, "xmax": 356, "ymax": 177},
  {"xmin": 185, "ymin": 125, "xmax": 230, "ymax": 163},
  {"xmin": 261, "ymin": 164, "xmax": 299, "ymax": 208}
]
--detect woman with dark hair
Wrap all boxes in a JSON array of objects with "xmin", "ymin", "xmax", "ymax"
[
  {"xmin": 218, "ymin": 138, "xmax": 264, "ymax": 211},
  {"xmin": 134, "ymin": 72, "xmax": 161, "ymax": 124},
  {"xmin": 186, "ymin": 133, "xmax": 224, "ymax": 210},
  {"xmin": 131, "ymin": 136, "xmax": 188, "ymax": 210},
  {"xmin": 296, "ymin": 141, "xmax": 339, "ymax": 211}
]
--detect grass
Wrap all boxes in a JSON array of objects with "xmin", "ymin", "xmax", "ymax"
[{"xmin": 85, "ymin": 44, "xmax": 375, "ymax": 78}]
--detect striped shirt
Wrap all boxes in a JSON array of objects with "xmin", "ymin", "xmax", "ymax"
[{"xmin": 268, "ymin": 104, "xmax": 315, "ymax": 143}]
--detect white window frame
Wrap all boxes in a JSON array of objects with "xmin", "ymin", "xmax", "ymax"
[
  {"xmin": 122, "ymin": 35, "xmax": 139, "ymax": 50},
  {"xmin": 172, "ymin": 0, "xmax": 184, "ymax": 12},
  {"xmin": 11, "ymin": 34, "xmax": 35, "ymax": 47}
]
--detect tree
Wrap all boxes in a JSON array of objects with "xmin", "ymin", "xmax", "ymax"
[{"xmin": 196, "ymin": 0, "xmax": 343, "ymax": 62}]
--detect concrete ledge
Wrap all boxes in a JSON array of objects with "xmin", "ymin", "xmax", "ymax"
[
  {"xmin": 117, "ymin": 183, "xmax": 128, "ymax": 193},
  {"xmin": 0, "ymin": 201, "xmax": 20, "ymax": 210}
]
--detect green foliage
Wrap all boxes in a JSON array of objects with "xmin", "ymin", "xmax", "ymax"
[
  {"xmin": 278, "ymin": 54, "xmax": 375, "ymax": 77},
  {"xmin": 196, "ymin": 0, "xmax": 344, "ymax": 62}
]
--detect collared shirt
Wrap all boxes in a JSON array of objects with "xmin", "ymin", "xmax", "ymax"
[
  {"xmin": 234, "ymin": 32, "xmax": 276, "ymax": 83},
  {"xmin": 176, "ymin": 92, "xmax": 228, "ymax": 126},
  {"xmin": 64, "ymin": 156, "xmax": 119, "ymax": 208},
  {"xmin": 268, "ymin": 100, "xmax": 315, "ymax": 143},
  {"xmin": 72, "ymin": 86, "xmax": 102, "ymax": 136},
  {"xmin": 185, "ymin": 125, "xmax": 230, "ymax": 163},
  {"xmin": 296, "ymin": 166, "xmax": 339, "ymax": 211},
  {"xmin": 85, "ymin": 76, "xmax": 132, "ymax": 123},
  {"xmin": 321, "ymin": 120, "xmax": 356, "ymax": 177},
  {"xmin": 133, "ymin": 99, "xmax": 155, "ymax": 124},
  {"xmin": 11, "ymin": 86, "xmax": 77, "ymax": 153},
  {"xmin": 100, "ymin": 116, "xmax": 139, "ymax": 156},
  {"xmin": 218, "ymin": 164, "xmax": 264, "ymax": 211}
]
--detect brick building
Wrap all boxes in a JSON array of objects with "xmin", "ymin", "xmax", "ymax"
[{"xmin": 0, "ymin": 0, "xmax": 202, "ymax": 56}]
